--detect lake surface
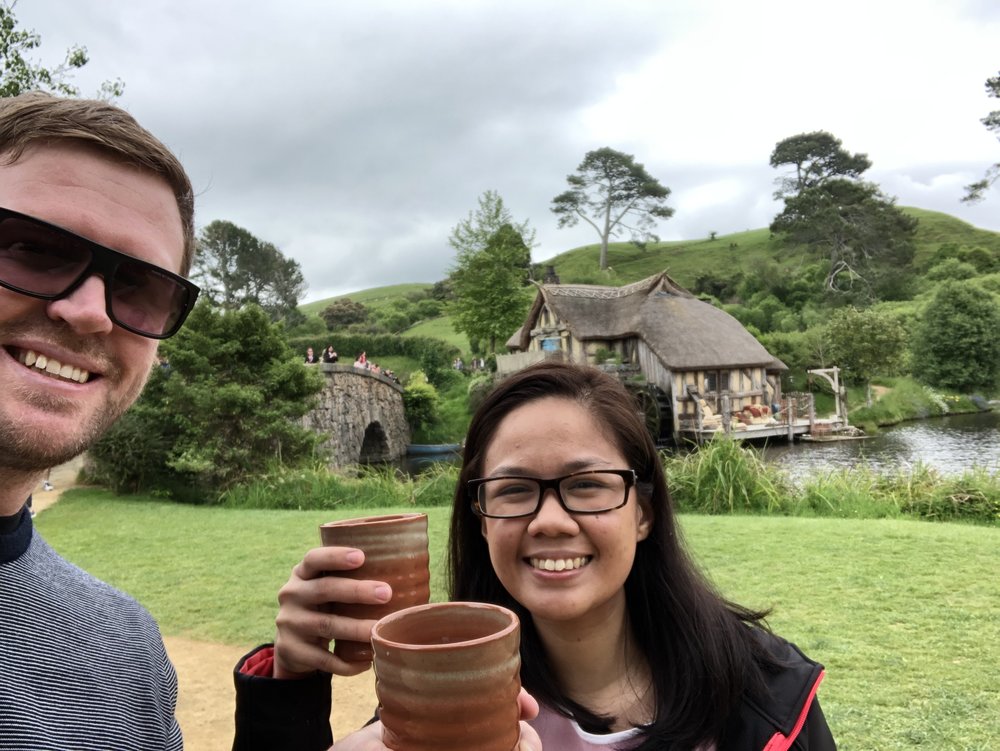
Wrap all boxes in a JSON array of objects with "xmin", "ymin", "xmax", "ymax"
[
  {"xmin": 758, "ymin": 410, "xmax": 1000, "ymax": 478},
  {"xmin": 390, "ymin": 410, "xmax": 1000, "ymax": 479}
]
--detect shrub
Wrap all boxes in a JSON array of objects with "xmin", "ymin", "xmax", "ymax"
[
  {"xmin": 89, "ymin": 303, "xmax": 324, "ymax": 501},
  {"xmin": 913, "ymin": 280, "xmax": 1000, "ymax": 391},
  {"xmin": 403, "ymin": 371, "xmax": 440, "ymax": 432}
]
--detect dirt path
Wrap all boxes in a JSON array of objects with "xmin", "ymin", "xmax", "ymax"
[{"xmin": 35, "ymin": 459, "xmax": 378, "ymax": 750}]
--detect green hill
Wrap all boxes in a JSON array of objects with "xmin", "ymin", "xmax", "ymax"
[{"xmin": 298, "ymin": 209, "xmax": 1000, "ymax": 355}]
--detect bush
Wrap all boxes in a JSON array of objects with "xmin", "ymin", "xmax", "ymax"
[
  {"xmin": 403, "ymin": 371, "xmax": 440, "ymax": 432},
  {"xmin": 467, "ymin": 373, "xmax": 496, "ymax": 414},
  {"xmin": 913, "ymin": 280, "xmax": 1000, "ymax": 391},
  {"xmin": 89, "ymin": 303, "xmax": 324, "ymax": 501}
]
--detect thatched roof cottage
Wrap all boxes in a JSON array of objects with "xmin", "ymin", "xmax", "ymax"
[{"xmin": 498, "ymin": 271, "xmax": 789, "ymax": 442}]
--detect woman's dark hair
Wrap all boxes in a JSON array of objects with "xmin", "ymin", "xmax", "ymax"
[{"xmin": 447, "ymin": 360, "xmax": 776, "ymax": 749}]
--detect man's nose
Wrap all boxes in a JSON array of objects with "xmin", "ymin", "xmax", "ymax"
[{"xmin": 46, "ymin": 276, "xmax": 114, "ymax": 335}]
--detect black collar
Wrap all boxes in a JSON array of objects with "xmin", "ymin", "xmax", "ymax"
[{"xmin": 0, "ymin": 505, "xmax": 33, "ymax": 563}]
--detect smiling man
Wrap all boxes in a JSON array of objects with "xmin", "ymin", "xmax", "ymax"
[{"xmin": 0, "ymin": 93, "xmax": 198, "ymax": 750}]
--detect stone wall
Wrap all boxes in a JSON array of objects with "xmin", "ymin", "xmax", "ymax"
[{"xmin": 302, "ymin": 364, "xmax": 410, "ymax": 468}]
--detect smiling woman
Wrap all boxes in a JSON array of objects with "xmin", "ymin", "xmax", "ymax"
[{"xmin": 231, "ymin": 361, "xmax": 837, "ymax": 751}]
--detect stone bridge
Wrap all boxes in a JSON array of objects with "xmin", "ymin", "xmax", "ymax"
[{"xmin": 302, "ymin": 364, "xmax": 410, "ymax": 468}]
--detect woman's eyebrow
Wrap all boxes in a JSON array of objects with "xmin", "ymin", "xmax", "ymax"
[{"xmin": 486, "ymin": 458, "xmax": 614, "ymax": 476}]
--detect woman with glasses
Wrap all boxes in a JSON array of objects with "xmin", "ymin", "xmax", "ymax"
[{"xmin": 234, "ymin": 361, "xmax": 836, "ymax": 750}]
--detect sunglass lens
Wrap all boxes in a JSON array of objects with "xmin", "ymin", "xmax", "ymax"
[
  {"xmin": 0, "ymin": 218, "xmax": 90, "ymax": 295},
  {"xmin": 110, "ymin": 262, "xmax": 190, "ymax": 337}
]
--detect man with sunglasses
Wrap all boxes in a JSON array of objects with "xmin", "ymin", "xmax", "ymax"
[{"xmin": 0, "ymin": 93, "xmax": 197, "ymax": 749}]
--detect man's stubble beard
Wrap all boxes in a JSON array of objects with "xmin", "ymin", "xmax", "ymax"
[
  {"xmin": 0, "ymin": 371, "xmax": 150, "ymax": 472},
  {"xmin": 0, "ymin": 319, "xmax": 153, "ymax": 472}
]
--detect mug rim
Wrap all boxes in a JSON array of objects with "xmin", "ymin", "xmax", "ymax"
[{"xmin": 372, "ymin": 601, "xmax": 519, "ymax": 651}]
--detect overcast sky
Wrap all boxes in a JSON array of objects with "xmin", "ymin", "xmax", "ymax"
[{"xmin": 17, "ymin": 0, "xmax": 1000, "ymax": 302}]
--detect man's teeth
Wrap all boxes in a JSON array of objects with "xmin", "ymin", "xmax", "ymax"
[
  {"xmin": 529, "ymin": 557, "xmax": 591, "ymax": 572},
  {"xmin": 17, "ymin": 349, "xmax": 90, "ymax": 383}
]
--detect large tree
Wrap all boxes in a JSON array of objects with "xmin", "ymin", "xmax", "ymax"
[
  {"xmin": 449, "ymin": 223, "xmax": 531, "ymax": 353},
  {"xmin": 551, "ymin": 147, "xmax": 673, "ymax": 271},
  {"xmin": 771, "ymin": 178, "xmax": 917, "ymax": 299},
  {"xmin": 962, "ymin": 70, "xmax": 1000, "ymax": 204},
  {"xmin": 449, "ymin": 189, "xmax": 535, "ymax": 261},
  {"xmin": 0, "ymin": 1, "xmax": 123, "ymax": 99},
  {"xmin": 193, "ymin": 220, "xmax": 306, "ymax": 324},
  {"xmin": 769, "ymin": 131, "xmax": 871, "ymax": 199},
  {"xmin": 769, "ymin": 132, "xmax": 917, "ymax": 302},
  {"xmin": 912, "ymin": 281, "xmax": 1000, "ymax": 392}
]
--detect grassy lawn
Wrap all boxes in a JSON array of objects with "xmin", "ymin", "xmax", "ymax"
[{"xmin": 38, "ymin": 490, "xmax": 999, "ymax": 750}]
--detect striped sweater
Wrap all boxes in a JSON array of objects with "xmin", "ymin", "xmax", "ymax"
[{"xmin": 0, "ymin": 507, "xmax": 182, "ymax": 750}]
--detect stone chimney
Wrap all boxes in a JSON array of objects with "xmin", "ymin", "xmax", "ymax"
[{"xmin": 543, "ymin": 265, "xmax": 560, "ymax": 284}]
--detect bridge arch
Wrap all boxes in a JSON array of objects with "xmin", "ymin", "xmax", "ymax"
[{"xmin": 302, "ymin": 364, "xmax": 410, "ymax": 468}]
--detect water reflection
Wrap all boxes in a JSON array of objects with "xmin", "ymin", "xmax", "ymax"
[
  {"xmin": 760, "ymin": 410, "xmax": 1000, "ymax": 479},
  {"xmin": 379, "ymin": 412, "xmax": 1000, "ymax": 481}
]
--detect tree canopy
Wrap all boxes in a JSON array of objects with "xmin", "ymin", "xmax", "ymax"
[
  {"xmin": 449, "ymin": 223, "xmax": 531, "ymax": 353},
  {"xmin": 962, "ymin": 70, "xmax": 1000, "ymax": 204},
  {"xmin": 0, "ymin": 1, "xmax": 123, "ymax": 99},
  {"xmin": 769, "ymin": 132, "xmax": 917, "ymax": 303},
  {"xmin": 551, "ymin": 147, "xmax": 673, "ymax": 271},
  {"xmin": 769, "ymin": 131, "xmax": 871, "ymax": 199},
  {"xmin": 320, "ymin": 298, "xmax": 368, "ymax": 330},
  {"xmin": 193, "ymin": 220, "xmax": 306, "ymax": 325},
  {"xmin": 448, "ymin": 189, "xmax": 535, "ymax": 261}
]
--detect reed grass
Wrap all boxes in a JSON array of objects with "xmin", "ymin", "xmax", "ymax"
[{"xmin": 664, "ymin": 437, "xmax": 791, "ymax": 514}]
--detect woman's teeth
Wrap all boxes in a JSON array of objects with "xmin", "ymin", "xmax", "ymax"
[
  {"xmin": 529, "ymin": 556, "xmax": 591, "ymax": 572},
  {"xmin": 17, "ymin": 349, "xmax": 91, "ymax": 383}
]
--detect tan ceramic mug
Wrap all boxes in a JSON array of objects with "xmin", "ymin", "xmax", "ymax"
[
  {"xmin": 371, "ymin": 601, "xmax": 522, "ymax": 751},
  {"xmin": 319, "ymin": 513, "xmax": 430, "ymax": 663}
]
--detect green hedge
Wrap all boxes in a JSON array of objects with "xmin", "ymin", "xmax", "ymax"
[{"xmin": 287, "ymin": 333, "xmax": 460, "ymax": 367}]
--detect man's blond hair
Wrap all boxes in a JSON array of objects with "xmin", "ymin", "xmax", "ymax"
[{"xmin": 0, "ymin": 92, "xmax": 195, "ymax": 274}]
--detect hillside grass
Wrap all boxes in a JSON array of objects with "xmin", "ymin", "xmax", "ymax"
[
  {"xmin": 296, "ymin": 209, "xmax": 1000, "ymax": 354},
  {"xmin": 299, "ymin": 283, "xmax": 432, "ymax": 319},
  {"xmin": 37, "ymin": 492, "xmax": 1000, "ymax": 750}
]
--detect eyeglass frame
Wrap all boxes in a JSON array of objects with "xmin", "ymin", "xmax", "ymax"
[
  {"xmin": 0, "ymin": 206, "xmax": 199, "ymax": 339},
  {"xmin": 469, "ymin": 468, "xmax": 638, "ymax": 519}
]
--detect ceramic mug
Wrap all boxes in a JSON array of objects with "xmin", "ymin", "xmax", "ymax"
[
  {"xmin": 319, "ymin": 513, "xmax": 430, "ymax": 663},
  {"xmin": 372, "ymin": 601, "xmax": 522, "ymax": 751}
]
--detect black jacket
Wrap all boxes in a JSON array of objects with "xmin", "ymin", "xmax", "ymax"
[{"xmin": 232, "ymin": 634, "xmax": 835, "ymax": 750}]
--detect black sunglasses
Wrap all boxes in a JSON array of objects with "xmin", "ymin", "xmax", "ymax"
[{"xmin": 0, "ymin": 206, "xmax": 199, "ymax": 339}]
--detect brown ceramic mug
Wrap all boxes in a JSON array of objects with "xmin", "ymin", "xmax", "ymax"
[
  {"xmin": 372, "ymin": 601, "xmax": 522, "ymax": 751},
  {"xmin": 319, "ymin": 513, "xmax": 430, "ymax": 663}
]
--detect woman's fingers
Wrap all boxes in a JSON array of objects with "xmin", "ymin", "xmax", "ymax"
[{"xmin": 272, "ymin": 546, "xmax": 392, "ymax": 678}]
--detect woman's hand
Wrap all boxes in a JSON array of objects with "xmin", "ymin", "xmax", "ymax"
[
  {"xmin": 273, "ymin": 545, "xmax": 392, "ymax": 678},
  {"xmin": 329, "ymin": 691, "xmax": 542, "ymax": 750}
]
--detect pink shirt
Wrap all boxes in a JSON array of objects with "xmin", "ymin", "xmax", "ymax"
[
  {"xmin": 530, "ymin": 704, "xmax": 642, "ymax": 750},
  {"xmin": 530, "ymin": 704, "xmax": 717, "ymax": 750}
]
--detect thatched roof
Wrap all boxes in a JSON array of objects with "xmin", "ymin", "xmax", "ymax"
[{"xmin": 508, "ymin": 271, "xmax": 786, "ymax": 371}]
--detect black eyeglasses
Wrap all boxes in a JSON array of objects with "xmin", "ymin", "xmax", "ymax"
[
  {"xmin": 0, "ymin": 206, "xmax": 199, "ymax": 339},
  {"xmin": 469, "ymin": 469, "xmax": 637, "ymax": 519}
]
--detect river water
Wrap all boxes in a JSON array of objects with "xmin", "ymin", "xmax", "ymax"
[
  {"xmin": 758, "ymin": 410, "xmax": 1000, "ymax": 478},
  {"xmin": 395, "ymin": 410, "xmax": 1000, "ymax": 479}
]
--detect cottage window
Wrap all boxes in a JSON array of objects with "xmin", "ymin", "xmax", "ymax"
[{"xmin": 704, "ymin": 371, "xmax": 730, "ymax": 393}]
